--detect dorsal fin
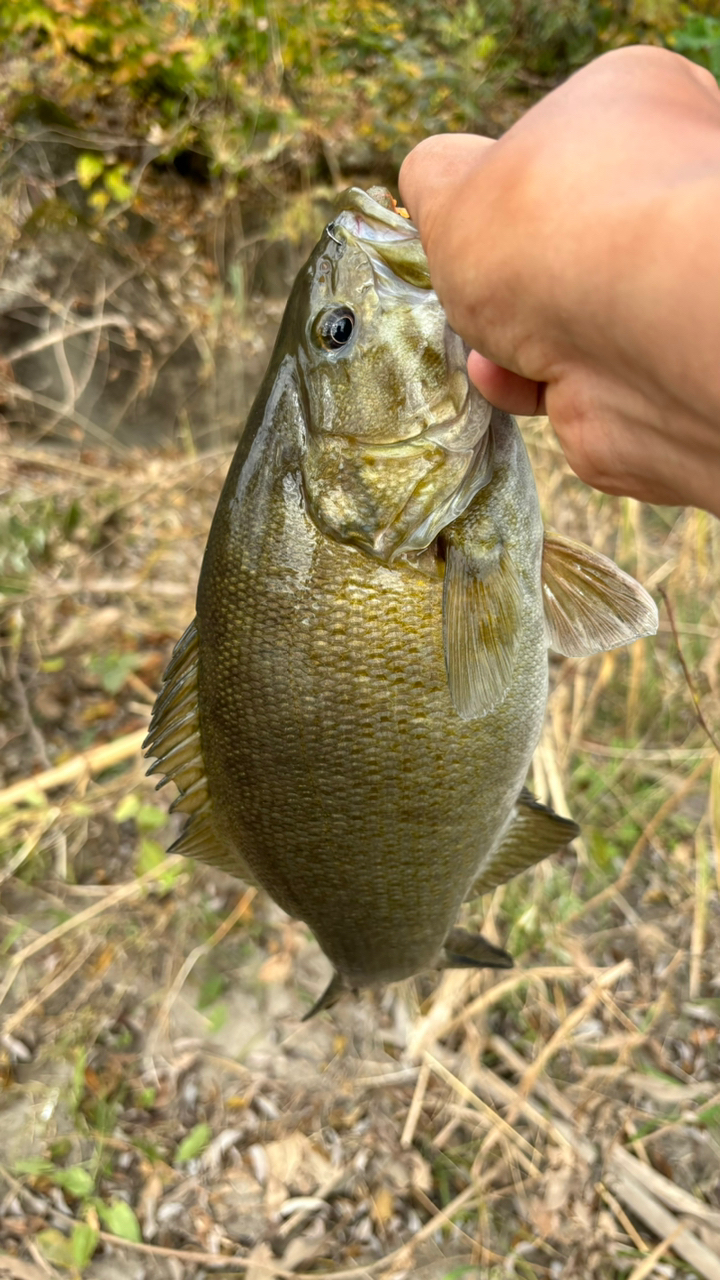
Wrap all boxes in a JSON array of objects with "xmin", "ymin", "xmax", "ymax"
[
  {"xmin": 542, "ymin": 530, "xmax": 658, "ymax": 657},
  {"xmin": 468, "ymin": 789, "xmax": 579, "ymax": 898},
  {"xmin": 144, "ymin": 620, "xmax": 256, "ymax": 880}
]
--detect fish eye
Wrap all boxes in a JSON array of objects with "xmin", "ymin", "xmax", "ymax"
[{"xmin": 314, "ymin": 306, "xmax": 355, "ymax": 351}]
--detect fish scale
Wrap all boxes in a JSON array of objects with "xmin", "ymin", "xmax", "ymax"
[
  {"xmin": 199, "ymin": 494, "xmax": 538, "ymax": 985},
  {"xmin": 145, "ymin": 186, "xmax": 658, "ymax": 1015}
]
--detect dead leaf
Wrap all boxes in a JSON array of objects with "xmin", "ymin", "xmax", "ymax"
[
  {"xmin": 263, "ymin": 1134, "xmax": 332, "ymax": 1197},
  {"xmin": 372, "ymin": 1186, "xmax": 394, "ymax": 1227},
  {"xmin": 258, "ymin": 951, "xmax": 294, "ymax": 984},
  {"xmin": 246, "ymin": 1241, "xmax": 277, "ymax": 1280}
]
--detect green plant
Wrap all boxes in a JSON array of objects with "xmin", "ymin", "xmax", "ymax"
[{"xmin": 669, "ymin": 12, "xmax": 720, "ymax": 76}]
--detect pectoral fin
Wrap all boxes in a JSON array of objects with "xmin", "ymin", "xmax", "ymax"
[
  {"xmin": 443, "ymin": 541, "xmax": 521, "ymax": 720},
  {"xmin": 542, "ymin": 530, "xmax": 658, "ymax": 657},
  {"xmin": 468, "ymin": 789, "xmax": 579, "ymax": 897},
  {"xmin": 144, "ymin": 620, "xmax": 257, "ymax": 883},
  {"xmin": 441, "ymin": 927, "xmax": 513, "ymax": 970}
]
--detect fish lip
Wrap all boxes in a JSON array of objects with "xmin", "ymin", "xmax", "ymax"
[
  {"xmin": 332, "ymin": 187, "xmax": 433, "ymax": 294},
  {"xmin": 333, "ymin": 186, "xmax": 418, "ymax": 242}
]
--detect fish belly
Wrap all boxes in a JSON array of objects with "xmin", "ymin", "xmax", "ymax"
[{"xmin": 196, "ymin": 490, "xmax": 547, "ymax": 988}]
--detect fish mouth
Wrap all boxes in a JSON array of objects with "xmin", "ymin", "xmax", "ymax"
[
  {"xmin": 333, "ymin": 187, "xmax": 417, "ymax": 241},
  {"xmin": 331, "ymin": 187, "xmax": 433, "ymax": 298}
]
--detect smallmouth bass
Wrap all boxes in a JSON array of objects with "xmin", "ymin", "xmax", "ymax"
[{"xmin": 145, "ymin": 187, "xmax": 658, "ymax": 1016}]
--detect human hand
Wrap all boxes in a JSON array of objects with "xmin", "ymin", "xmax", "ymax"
[{"xmin": 399, "ymin": 47, "xmax": 720, "ymax": 516}]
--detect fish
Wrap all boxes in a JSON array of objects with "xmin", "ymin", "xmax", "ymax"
[{"xmin": 144, "ymin": 185, "xmax": 658, "ymax": 1017}]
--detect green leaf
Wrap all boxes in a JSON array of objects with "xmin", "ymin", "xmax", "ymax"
[
  {"xmin": 76, "ymin": 152, "xmax": 105, "ymax": 188},
  {"xmin": 71, "ymin": 1222, "xmax": 99, "ymax": 1269},
  {"xmin": 88, "ymin": 188, "xmax": 111, "ymax": 214},
  {"xmin": 136, "ymin": 803, "xmax": 167, "ymax": 833},
  {"xmin": 114, "ymin": 793, "xmax": 140, "ymax": 823},
  {"xmin": 697, "ymin": 1103, "xmax": 720, "ymax": 1129},
  {"xmin": 136, "ymin": 837, "xmax": 166, "ymax": 875},
  {"xmin": 0, "ymin": 921, "xmax": 26, "ymax": 954},
  {"xmin": 40, "ymin": 656, "xmax": 65, "ymax": 673},
  {"xmin": 97, "ymin": 1198, "xmax": 142, "ymax": 1242},
  {"xmin": 49, "ymin": 1138, "xmax": 73, "ymax": 1161},
  {"xmin": 198, "ymin": 971, "xmax": 227, "ymax": 1009},
  {"xmin": 206, "ymin": 1002, "xmax": 228, "ymax": 1034},
  {"xmin": 15, "ymin": 1157, "xmax": 55, "ymax": 1177},
  {"xmin": 87, "ymin": 651, "xmax": 144, "ymax": 695},
  {"xmin": 176, "ymin": 1121, "xmax": 212, "ymax": 1164},
  {"xmin": 53, "ymin": 1165, "xmax": 94, "ymax": 1198},
  {"xmin": 62, "ymin": 498, "xmax": 82, "ymax": 538},
  {"xmin": 104, "ymin": 164, "xmax": 135, "ymax": 202},
  {"xmin": 87, "ymin": 1097, "xmax": 119, "ymax": 1134},
  {"xmin": 36, "ymin": 1227, "xmax": 76, "ymax": 1269}
]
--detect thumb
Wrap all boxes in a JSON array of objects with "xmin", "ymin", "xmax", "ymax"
[{"xmin": 399, "ymin": 134, "xmax": 495, "ymax": 240}]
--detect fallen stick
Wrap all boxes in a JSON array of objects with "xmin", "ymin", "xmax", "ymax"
[
  {"xmin": 607, "ymin": 1163, "xmax": 720, "ymax": 1280},
  {"xmin": 0, "ymin": 1254, "xmax": 49, "ymax": 1280},
  {"xmin": 0, "ymin": 728, "xmax": 147, "ymax": 810},
  {"xmin": 609, "ymin": 1145, "xmax": 720, "ymax": 1234}
]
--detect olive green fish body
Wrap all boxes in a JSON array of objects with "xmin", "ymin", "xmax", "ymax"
[
  {"xmin": 145, "ymin": 187, "xmax": 659, "ymax": 1008},
  {"xmin": 196, "ymin": 404, "xmax": 546, "ymax": 986}
]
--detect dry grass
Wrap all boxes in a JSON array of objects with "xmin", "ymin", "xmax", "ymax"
[{"xmin": 1, "ymin": 417, "xmax": 719, "ymax": 1280}]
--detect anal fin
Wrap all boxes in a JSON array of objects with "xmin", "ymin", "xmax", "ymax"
[{"xmin": 468, "ymin": 788, "xmax": 579, "ymax": 898}]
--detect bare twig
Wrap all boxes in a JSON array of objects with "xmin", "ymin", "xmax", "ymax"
[
  {"xmin": 658, "ymin": 585, "xmax": 720, "ymax": 754},
  {"xmin": 400, "ymin": 1058, "xmax": 430, "ymax": 1149},
  {"xmin": 149, "ymin": 887, "xmax": 257, "ymax": 1048},
  {"xmin": 5, "ymin": 313, "xmax": 130, "ymax": 364},
  {"xmin": 71, "ymin": 1181, "xmax": 486, "ymax": 1277},
  {"xmin": 0, "ymin": 1253, "xmax": 50, "ymax": 1280},
  {"xmin": 0, "ymin": 377, "xmax": 131, "ymax": 452},
  {"xmin": 690, "ymin": 831, "xmax": 710, "ymax": 1000},
  {"xmin": 5, "ymin": 632, "xmax": 51, "ymax": 771},
  {"xmin": 606, "ymin": 1162, "xmax": 720, "ymax": 1280},
  {"xmin": 2, "ymin": 937, "xmax": 100, "ymax": 1037},
  {"xmin": 0, "ymin": 727, "xmax": 147, "ymax": 809},
  {"xmin": 408, "ymin": 963, "xmax": 606, "ymax": 1056},
  {"xmin": 0, "ymin": 854, "xmax": 184, "ymax": 1010},
  {"xmin": 624, "ymin": 1223, "xmax": 687, "ymax": 1280}
]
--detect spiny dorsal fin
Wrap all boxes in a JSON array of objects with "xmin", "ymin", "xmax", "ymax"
[
  {"xmin": 441, "ymin": 927, "xmax": 513, "ymax": 970},
  {"xmin": 468, "ymin": 789, "xmax": 579, "ymax": 898},
  {"xmin": 144, "ymin": 619, "xmax": 256, "ymax": 882},
  {"xmin": 542, "ymin": 529, "xmax": 658, "ymax": 657},
  {"xmin": 145, "ymin": 619, "xmax": 206, "ymax": 807},
  {"xmin": 442, "ymin": 540, "xmax": 521, "ymax": 721}
]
